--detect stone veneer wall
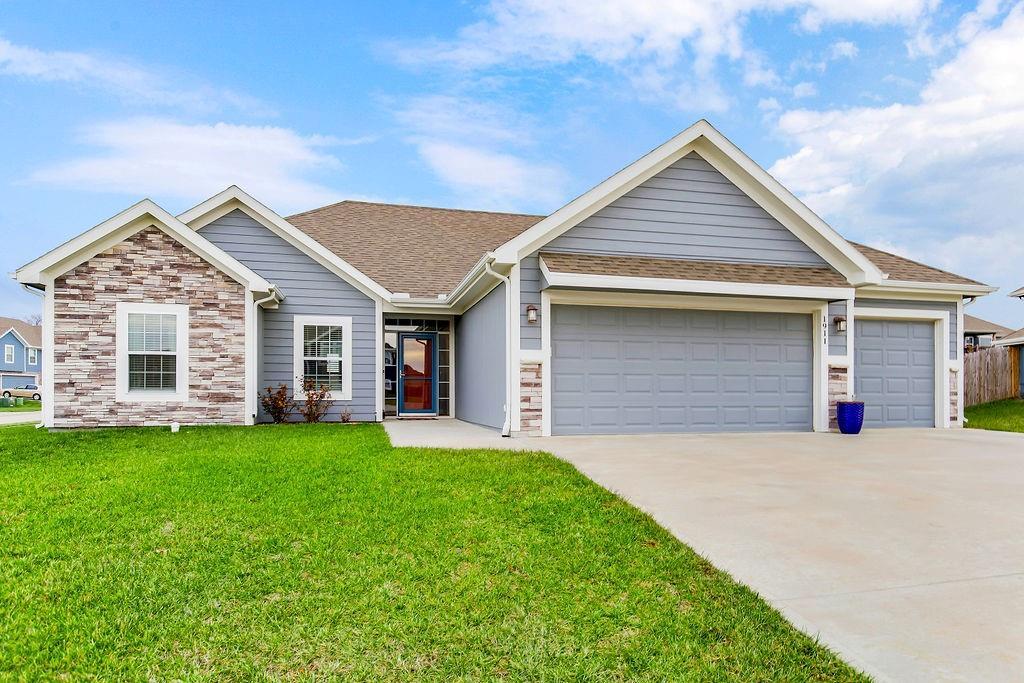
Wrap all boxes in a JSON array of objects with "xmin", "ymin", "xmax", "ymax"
[
  {"xmin": 519, "ymin": 361, "xmax": 543, "ymax": 436},
  {"xmin": 52, "ymin": 226, "xmax": 247, "ymax": 428},
  {"xmin": 949, "ymin": 369, "xmax": 960, "ymax": 425},
  {"xmin": 827, "ymin": 364, "xmax": 849, "ymax": 431}
]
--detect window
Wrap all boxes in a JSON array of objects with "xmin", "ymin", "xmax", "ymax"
[
  {"xmin": 293, "ymin": 315, "xmax": 352, "ymax": 400},
  {"xmin": 27, "ymin": 348, "xmax": 38, "ymax": 365},
  {"xmin": 116, "ymin": 303, "xmax": 188, "ymax": 402},
  {"xmin": 3, "ymin": 345, "xmax": 12, "ymax": 364}
]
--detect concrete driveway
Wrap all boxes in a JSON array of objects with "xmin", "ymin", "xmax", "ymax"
[{"xmin": 386, "ymin": 421, "xmax": 1024, "ymax": 682}]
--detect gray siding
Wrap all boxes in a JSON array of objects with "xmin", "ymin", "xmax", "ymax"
[
  {"xmin": 855, "ymin": 298, "xmax": 958, "ymax": 360},
  {"xmin": 828, "ymin": 300, "xmax": 848, "ymax": 356},
  {"xmin": 455, "ymin": 283, "xmax": 506, "ymax": 429},
  {"xmin": 519, "ymin": 151, "xmax": 829, "ymax": 348},
  {"xmin": 201, "ymin": 209, "xmax": 378, "ymax": 422}
]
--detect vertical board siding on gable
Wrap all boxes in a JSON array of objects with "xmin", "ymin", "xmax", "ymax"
[
  {"xmin": 455, "ymin": 282, "xmax": 506, "ymax": 429},
  {"xmin": 855, "ymin": 298, "xmax": 958, "ymax": 360},
  {"xmin": 544, "ymin": 152, "xmax": 828, "ymax": 265},
  {"xmin": 828, "ymin": 300, "xmax": 848, "ymax": 356},
  {"xmin": 201, "ymin": 210, "xmax": 378, "ymax": 421}
]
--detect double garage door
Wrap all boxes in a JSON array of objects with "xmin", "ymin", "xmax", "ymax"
[
  {"xmin": 550, "ymin": 305, "xmax": 939, "ymax": 435},
  {"xmin": 551, "ymin": 305, "xmax": 813, "ymax": 435}
]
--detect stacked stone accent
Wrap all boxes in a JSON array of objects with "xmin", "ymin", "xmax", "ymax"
[
  {"xmin": 519, "ymin": 361, "xmax": 543, "ymax": 436},
  {"xmin": 949, "ymin": 369, "xmax": 959, "ymax": 425},
  {"xmin": 827, "ymin": 365, "xmax": 850, "ymax": 431},
  {"xmin": 52, "ymin": 226, "xmax": 247, "ymax": 428}
]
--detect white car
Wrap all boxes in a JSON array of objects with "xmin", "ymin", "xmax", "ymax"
[{"xmin": 3, "ymin": 384, "xmax": 41, "ymax": 401}]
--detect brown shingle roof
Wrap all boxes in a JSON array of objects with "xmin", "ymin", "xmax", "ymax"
[
  {"xmin": 0, "ymin": 316, "xmax": 41, "ymax": 347},
  {"xmin": 540, "ymin": 252, "xmax": 849, "ymax": 287},
  {"xmin": 287, "ymin": 201, "xmax": 542, "ymax": 297},
  {"xmin": 283, "ymin": 200, "xmax": 986, "ymax": 295},
  {"xmin": 998, "ymin": 327, "xmax": 1024, "ymax": 345},
  {"xmin": 850, "ymin": 242, "xmax": 985, "ymax": 287},
  {"xmin": 963, "ymin": 314, "xmax": 1015, "ymax": 337}
]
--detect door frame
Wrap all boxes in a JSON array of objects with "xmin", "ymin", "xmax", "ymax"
[
  {"xmin": 397, "ymin": 331, "xmax": 438, "ymax": 416},
  {"xmin": 851, "ymin": 307, "xmax": 950, "ymax": 428}
]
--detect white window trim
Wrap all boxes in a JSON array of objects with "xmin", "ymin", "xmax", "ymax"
[
  {"xmin": 293, "ymin": 315, "xmax": 353, "ymax": 402},
  {"xmin": 115, "ymin": 302, "xmax": 189, "ymax": 403},
  {"xmin": 27, "ymin": 347, "xmax": 38, "ymax": 365},
  {"xmin": 3, "ymin": 344, "xmax": 13, "ymax": 364}
]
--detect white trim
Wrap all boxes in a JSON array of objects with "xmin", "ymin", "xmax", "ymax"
[
  {"xmin": 115, "ymin": 302, "xmax": 189, "ymax": 403},
  {"xmin": 845, "ymin": 297, "xmax": 855, "ymax": 398},
  {"xmin": 540, "ymin": 290, "xmax": 552, "ymax": 437},
  {"xmin": 493, "ymin": 120, "xmax": 882, "ymax": 286},
  {"xmin": 42, "ymin": 276, "xmax": 54, "ymax": 427},
  {"xmin": 292, "ymin": 314, "xmax": 353, "ymax": 402},
  {"xmin": 3, "ymin": 345, "xmax": 13, "ymax": 365},
  {"xmin": 27, "ymin": 347, "xmax": 38, "ymax": 366},
  {"xmin": 955, "ymin": 298, "xmax": 965, "ymax": 427},
  {"xmin": 852, "ymin": 306, "xmax": 951, "ymax": 428},
  {"xmin": 509, "ymin": 262, "xmax": 521, "ymax": 430},
  {"xmin": 244, "ymin": 295, "xmax": 256, "ymax": 426},
  {"xmin": 866, "ymin": 280, "xmax": 996, "ymax": 296},
  {"xmin": 0, "ymin": 327, "xmax": 32, "ymax": 348},
  {"xmin": 374, "ymin": 299, "xmax": 384, "ymax": 422},
  {"xmin": 812, "ymin": 304, "xmax": 827, "ymax": 432},
  {"xmin": 16, "ymin": 199, "xmax": 273, "ymax": 295},
  {"xmin": 539, "ymin": 258, "xmax": 854, "ymax": 301},
  {"xmin": 182, "ymin": 188, "xmax": 391, "ymax": 301}
]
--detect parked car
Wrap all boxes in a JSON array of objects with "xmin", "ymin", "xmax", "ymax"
[{"xmin": 3, "ymin": 384, "xmax": 41, "ymax": 400}]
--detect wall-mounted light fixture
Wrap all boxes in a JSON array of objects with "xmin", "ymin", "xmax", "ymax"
[
  {"xmin": 526, "ymin": 304, "xmax": 539, "ymax": 324},
  {"xmin": 833, "ymin": 316, "xmax": 847, "ymax": 333}
]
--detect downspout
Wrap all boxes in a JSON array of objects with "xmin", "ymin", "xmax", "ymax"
[
  {"xmin": 483, "ymin": 261, "xmax": 514, "ymax": 437},
  {"xmin": 21, "ymin": 284, "xmax": 44, "ymax": 377},
  {"xmin": 249, "ymin": 286, "xmax": 279, "ymax": 424}
]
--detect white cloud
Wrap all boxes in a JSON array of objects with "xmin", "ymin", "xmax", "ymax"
[
  {"xmin": 392, "ymin": 0, "xmax": 933, "ymax": 111},
  {"xmin": 396, "ymin": 95, "xmax": 567, "ymax": 209},
  {"xmin": 0, "ymin": 38, "xmax": 271, "ymax": 115},
  {"xmin": 770, "ymin": 3, "xmax": 1024, "ymax": 319},
  {"xmin": 31, "ymin": 119, "xmax": 347, "ymax": 212},
  {"xmin": 828, "ymin": 40, "xmax": 859, "ymax": 59},
  {"xmin": 792, "ymin": 81, "xmax": 817, "ymax": 98}
]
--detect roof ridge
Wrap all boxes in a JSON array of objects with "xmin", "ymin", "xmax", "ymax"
[{"xmin": 288, "ymin": 199, "xmax": 546, "ymax": 220}]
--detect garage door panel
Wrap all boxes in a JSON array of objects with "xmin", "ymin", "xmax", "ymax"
[
  {"xmin": 855, "ymin": 319, "xmax": 935, "ymax": 428},
  {"xmin": 551, "ymin": 305, "xmax": 812, "ymax": 434}
]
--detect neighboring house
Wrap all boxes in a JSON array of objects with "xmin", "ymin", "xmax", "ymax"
[
  {"xmin": 0, "ymin": 316, "xmax": 42, "ymax": 390},
  {"xmin": 994, "ymin": 285, "xmax": 1024, "ymax": 397},
  {"xmin": 963, "ymin": 313, "xmax": 1015, "ymax": 349},
  {"xmin": 15, "ymin": 120, "xmax": 995, "ymax": 433}
]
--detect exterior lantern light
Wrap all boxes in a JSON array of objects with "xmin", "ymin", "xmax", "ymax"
[
  {"xmin": 526, "ymin": 304, "xmax": 539, "ymax": 324},
  {"xmin": 834, "ymin": 316, "xmax": 847, "ymax": 333}
]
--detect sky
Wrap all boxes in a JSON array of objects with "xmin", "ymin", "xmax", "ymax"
[{"xmin": 2, "ymin": 0, "xmax": 1023, "ymax": 327}]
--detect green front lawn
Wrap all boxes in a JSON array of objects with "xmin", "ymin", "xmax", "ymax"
[
  {"xmin": 965, "ymin": 398, "xmax": 1024, "ymax": 433},
  {"xmin": 0, "ymin": 424, "xmax": 864, "ymax": 681},
  {"xmin": 0, "ymin": 399, "xmax": 41, "ymax": 412}
]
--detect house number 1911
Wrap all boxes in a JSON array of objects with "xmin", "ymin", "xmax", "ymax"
[{"xmin": 821, "ymin": 317, "xmax": 829, "ymax": 347}]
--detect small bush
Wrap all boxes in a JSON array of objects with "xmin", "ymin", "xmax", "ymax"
[
  {"xmin": 339, "ymin": 407, "xmax": 352, "ymax": 423},
  {"xmin": 298, "ymin": 378, "xmax": 331, "ymax": 423},
  {"xmin": 259, "ymin": 384, "xmax": 294, "ymax": 423}
]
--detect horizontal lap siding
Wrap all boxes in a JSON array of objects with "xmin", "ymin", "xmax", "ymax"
[
  {"xmin": 828, "ymin": 300, "xmax": 848, "ymax": 356},
  {"xmin": 520, "ymin": 256, "xmax": 542, "ymax": 351},
  {"xmin": 201, "ymin": 210, "xmax": 378, "ymax": 422},
  {"xmin": 455, "ymin": 283, "xmax": 506, "ymax": 429},
  {"xmin": 855, "ymin": 298, "xmax": 958, "ymax": 360}
]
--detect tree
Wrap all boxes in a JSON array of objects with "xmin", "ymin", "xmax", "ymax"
[{"xmin": 21, "ymin": 314, "xmax": 42, "ymax": 326}]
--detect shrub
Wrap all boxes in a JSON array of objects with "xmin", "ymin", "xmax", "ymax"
[
  {"xmin": 339, "ymin": 407, "xmax": 352, "ymax": 423},
  {"xmin": 298, "ymin": 378, "xmax": 331, "ymax": 423},
  {"xmin": 259, "ymin": 384, "xmax": 294, "ymax": 423}
]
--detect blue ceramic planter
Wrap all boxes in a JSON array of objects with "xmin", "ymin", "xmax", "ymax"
[{"xmin": 836, "ymin": 401, "xmax": 865, "ymax": 434}]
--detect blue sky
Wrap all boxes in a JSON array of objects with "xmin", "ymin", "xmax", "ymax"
[{"xmin": 3, "ymin": 0, "xmax": 1023, "ymax": 326}]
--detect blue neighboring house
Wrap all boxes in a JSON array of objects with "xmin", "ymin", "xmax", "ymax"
[{"xmin": 0, "ymin": 316, "xmax": 42, "ymax": 389}]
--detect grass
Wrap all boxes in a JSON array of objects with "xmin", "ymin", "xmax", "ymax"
[
  {"xmin": 0, "ymin": 399, "xmax": 41, "ymax": 412},
  {"xmin": 0, "ymin": 424, "xmax": 865, "ymax": 681},
  {"xmin": 965, "ymin": 398, "xmax": 1024, "ymax": 433}
]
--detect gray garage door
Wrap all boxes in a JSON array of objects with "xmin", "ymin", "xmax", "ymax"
[
  {"xmin": 551, "ymin": 305, "xmax": 813, "ymax": 435},
  {"xmin": 855, "ymin": 319, "xmax": 935, "ymax": 427}
]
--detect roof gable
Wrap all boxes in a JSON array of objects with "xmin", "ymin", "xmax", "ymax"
[
  {"xmin": 16, "ymin": 199, "xmax": 274, "ymax": 295},
  {"xmin": 0, "ymin": 317, "xmax": 41, "ymax": 347},
  {"xmin": 491, "ymin": 119, "xmax": 883, "ymax": 286}
]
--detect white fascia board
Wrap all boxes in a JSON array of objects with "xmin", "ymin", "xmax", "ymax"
[
  {"xmin": 181, "ymin": 186, "xmax": 392, "ymax": 302},
  {"xmin": 492, "ymin": 119, "xmax": 882, "ymax": 286},
  {"xmin": 1008, "ymin": 286, "xmax": 1024, "ymax": 298},
  {"xmin": 858, "ymin": 281, "xmax": 996, "ymax": 297},
  {"xmin": 15, "ymin": 199, "xmax": 273, "ymax": 294},
  {"xmin": 539, "ymin": 259, "xmax": 854, "ymax": 302}
]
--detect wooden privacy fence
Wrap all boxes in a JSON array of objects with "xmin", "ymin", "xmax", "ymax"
[{"xmin": 964, "ymin": 345, "xmax": 1020, "ymax": 407}]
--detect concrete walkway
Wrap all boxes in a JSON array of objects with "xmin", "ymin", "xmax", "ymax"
[
  {"xmin": 384, "ymin": 420, "xmax": 1024, "ymax": 682},
  {"xmin": 0, "ymin": 411, "xmax": 41, "ymax": 426}
]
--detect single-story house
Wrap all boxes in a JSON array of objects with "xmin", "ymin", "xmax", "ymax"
[
  {"xmin": 0, "ymin": 316, "xmax": 42, "ymax": 389},
  {"xmin": 15, "ymin": 120, "xmax": 995, "ymax": 434},
  {"xmin": 963, "ymin": 314, "xmax": 1014, "ymax": 349}
]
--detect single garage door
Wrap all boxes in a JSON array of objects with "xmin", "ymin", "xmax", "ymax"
[
  {"xmin": 855, "ymin": 319, "xmax": 935, "ymax": 427},
  {"xmin": 1, "ymin": 374, "xmax": 35, "ymax": 390},
  {"xmin": 551, "ymin": 305, "xmax": 813, "ymax": 435}
]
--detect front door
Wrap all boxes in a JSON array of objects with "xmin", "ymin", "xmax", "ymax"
[{"xmin": 398, "ymin": 332, "xmax": 437, "ymax": 415}]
